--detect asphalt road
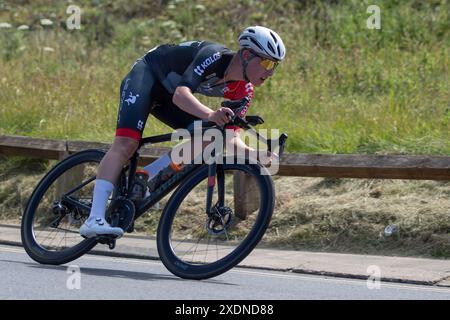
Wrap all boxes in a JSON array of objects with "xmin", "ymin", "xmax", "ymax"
[{"xmin": 1, "ymin": 244, "xmax": 449, "ymax": 300}]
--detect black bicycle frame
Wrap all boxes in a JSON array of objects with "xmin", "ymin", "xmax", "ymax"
[
  {"xmin": 129, "ymin": 126, "xmax": 224, "ymax": 220},
  {"xmin": 124, "ymin": 114, "xmax": 287, "ymax": 220}
]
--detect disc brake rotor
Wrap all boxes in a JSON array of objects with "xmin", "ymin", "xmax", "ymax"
[{"xmin": 206, "ymin": 205, "xmax": 233, "ymax": 235}]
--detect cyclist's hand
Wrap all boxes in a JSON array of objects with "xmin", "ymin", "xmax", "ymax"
[{"xmin": 207, "ymin": 107, "xmax": 234, "ymax": 126}]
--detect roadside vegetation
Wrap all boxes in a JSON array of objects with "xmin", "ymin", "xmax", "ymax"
[{"xmin": 0, "ymin": 1, "xmax": 448, "ymax": 257}]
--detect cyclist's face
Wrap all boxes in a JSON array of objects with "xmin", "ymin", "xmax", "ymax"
[{"xmin": 244, "ymin": 51, "xmax": 278, "ymax": 86}]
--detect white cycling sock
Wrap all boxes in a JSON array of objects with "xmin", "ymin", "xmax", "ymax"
[
  {"xmin": 88, "ymin": 179, "xmax": 114, "ymax": 222},
  {"xmin": 143, "ymin": 153, "xmax": 171, "ymax": 178}
]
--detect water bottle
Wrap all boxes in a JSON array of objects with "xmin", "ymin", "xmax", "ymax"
[
  {"xmin": 147, "ymin": 162, "xmax": 183, "ymax": 192},
  {"xmin": 130, "ymin": 169, "xmax": 149, "ymax": 201}
]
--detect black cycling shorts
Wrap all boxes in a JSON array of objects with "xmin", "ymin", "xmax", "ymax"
[{"xmin": 116, "ymin": 59, "xmax": 200, "ymax": 141}]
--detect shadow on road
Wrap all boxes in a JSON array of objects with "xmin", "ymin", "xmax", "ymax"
[{"xmin": 0, "ymin": 257, "xmax": 237, "ymax": 286}]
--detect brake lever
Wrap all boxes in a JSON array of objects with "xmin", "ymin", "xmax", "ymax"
[
  {"xmin": 245, "ymin": 115, "xmax": 264, "ymax": 126},
  {"xmin": 278, "ymin": 133, "xmax": 288, "ymax": 158},
  {"xmin": 268, "ymin": 133, "xmax": 288, "ymax": 158},
  {"xmin": 221, "ymin": 97, "xmax": 250, "ymax": 110},
  {"xmin": 229, "ymin": 115, "xmax": 250, "ymax": 129}
]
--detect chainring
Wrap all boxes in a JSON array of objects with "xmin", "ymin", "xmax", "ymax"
[{"xmin": 107, "ymin": 198, "xmax": 135, "ymax": 232}]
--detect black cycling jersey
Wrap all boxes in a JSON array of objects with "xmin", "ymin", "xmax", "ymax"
[
  {"xmin": 116, "ymin": 41, "xmax": 254, "ymax": 141},
  {"xmin": 145, "ymin": 41, "xmax": 235, "ymax": 97}
]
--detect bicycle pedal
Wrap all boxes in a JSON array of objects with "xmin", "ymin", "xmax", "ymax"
[
  {"xmin": 94, "ymin": 236, "xmax": 117, "ymax": 250},
  {"xmin": 96, "ymin": 234, "xmax": 118, "ymax": 243},
  {"xmin": 108, "ymin": 240, "xmax": 116, "ymax": 250}
]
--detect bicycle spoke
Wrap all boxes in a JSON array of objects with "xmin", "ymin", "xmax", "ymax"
[
  {"xmin": 30, "ymin": 159, "xmax": 100, "ymax": 252},
  {"xmin": 167, "ymin": 168, "xmax": 264, "ymax": 266}
]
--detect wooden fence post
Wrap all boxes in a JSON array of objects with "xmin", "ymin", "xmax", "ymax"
[
  {"xmin": 233, "ymin": 171, "xmax": 260, "ymax": 220},
  {"xmin": 54, "ymin": 148, "xmax": 84, "ymax": 200}
]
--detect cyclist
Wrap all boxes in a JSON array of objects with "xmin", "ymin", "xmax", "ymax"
[{"xmin": 80, "ymin": 26, "xmax": 286, "ymax": 239}]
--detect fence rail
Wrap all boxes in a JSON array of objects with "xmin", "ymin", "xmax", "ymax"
[
  {"xmin": 0, "ymin": 135, "xmax": 450, "ymax": 180},
  {"xmin": 1, "ymin": 135, "xmax": 449, "ymax": 218},
  {"xmin": 1, "ymin": 134, "xmax": 449, "ymax": 180}
]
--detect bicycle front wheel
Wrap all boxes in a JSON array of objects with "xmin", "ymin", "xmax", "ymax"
[{"xmin": 157, "ymin": 160, "xmax": 275, "ymax": 279}]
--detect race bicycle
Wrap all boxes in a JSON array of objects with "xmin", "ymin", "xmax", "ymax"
[{"xmin": 21, "ymin": 98, "xmax": 288, "ymax": 280}]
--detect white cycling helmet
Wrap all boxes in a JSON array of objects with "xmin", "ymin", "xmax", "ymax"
[{"xmin": 238, "ymin": 26, "xmax": 286, "ymax": 61}]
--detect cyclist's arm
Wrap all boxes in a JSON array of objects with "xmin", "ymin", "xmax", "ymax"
[
  {"xmin": 172, "ymin": 86, "xmax": 213, "ymax": 120},
  {"xmin": 173, "ymin": 86, "xmax": 233, "ymax": 125},
  {"xmin": 173, "ymin": 44, "xmax": 234, "ymax": 125},
  {"xmin": 172, "ymin": 44, "xmax": 221, "ymax": 118}
]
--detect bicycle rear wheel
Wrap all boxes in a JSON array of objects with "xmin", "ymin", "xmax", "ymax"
[
  {"xmin": 157, "ymin": 160, "xmax": 275, "ymax": 279},
  {"xmin": 21, "ymin": 150, "xmax": 107, "ymax": 265}
]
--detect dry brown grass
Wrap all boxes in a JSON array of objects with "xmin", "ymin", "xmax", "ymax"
[{"xmin": 265, "ymin": 176, "xmax": 450, "ymax": 257}]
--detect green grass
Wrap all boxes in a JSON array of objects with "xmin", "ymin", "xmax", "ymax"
[{"xmin": 0, "ymin": 0, "xmax": 449, "ymax": 154}]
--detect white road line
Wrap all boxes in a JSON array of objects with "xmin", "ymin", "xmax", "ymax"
[{"xmin": 231, "ymin": 269, "xmax": 450, "ymax": 294}]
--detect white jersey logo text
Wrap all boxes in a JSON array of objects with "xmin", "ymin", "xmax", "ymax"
[{"xmin": 194, "ymin": 52, "xmax": 221, "ymax": 76}]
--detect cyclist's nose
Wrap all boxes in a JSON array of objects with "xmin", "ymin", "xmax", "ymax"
[{"xmin": 265, "ymin": 68, "xmax": 274, "ymax": 77}]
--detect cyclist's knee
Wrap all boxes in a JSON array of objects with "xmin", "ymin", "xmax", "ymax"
[{"xmin": 110, "ymin": 136, "xmax": 139, "ymax": 160}]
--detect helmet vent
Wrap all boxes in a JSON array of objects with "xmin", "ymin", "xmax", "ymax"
[
  {"xmin": 249, "ymin": 37, "xmax": 264, "ymax": 51},
  {"xmin": 267, "ymin": 42, "xmax": 275, "ymax": 54},
  {"xmin": 270, "ymin": 32, "xmax": 278, "ymax": 44}
]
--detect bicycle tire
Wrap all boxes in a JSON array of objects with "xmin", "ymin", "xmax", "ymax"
[
  {"xmin": 21, "ymin": 150, "xmax": 106, "ymax": 265},
  {"xmin": 157, "ymin": 159, "xmax": 275, "ymax": 279}
]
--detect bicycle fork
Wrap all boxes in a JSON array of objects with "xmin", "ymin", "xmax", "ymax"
[
  {"xmin": 205, "ymin": 152, "xmax": 225, "ymax": 217},
  {"xmin": 206, "ymin": 164, "xmax": 226, "ymax": 214}
]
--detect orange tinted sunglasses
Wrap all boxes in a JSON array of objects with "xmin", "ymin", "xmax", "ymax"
[
  {"xmin": 259, "ymin": 58, "xmax": 278, "ymax": 71},
  {"xmin": 248, "ymin": 51, "xmax": 279, "ymax": 71}
]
